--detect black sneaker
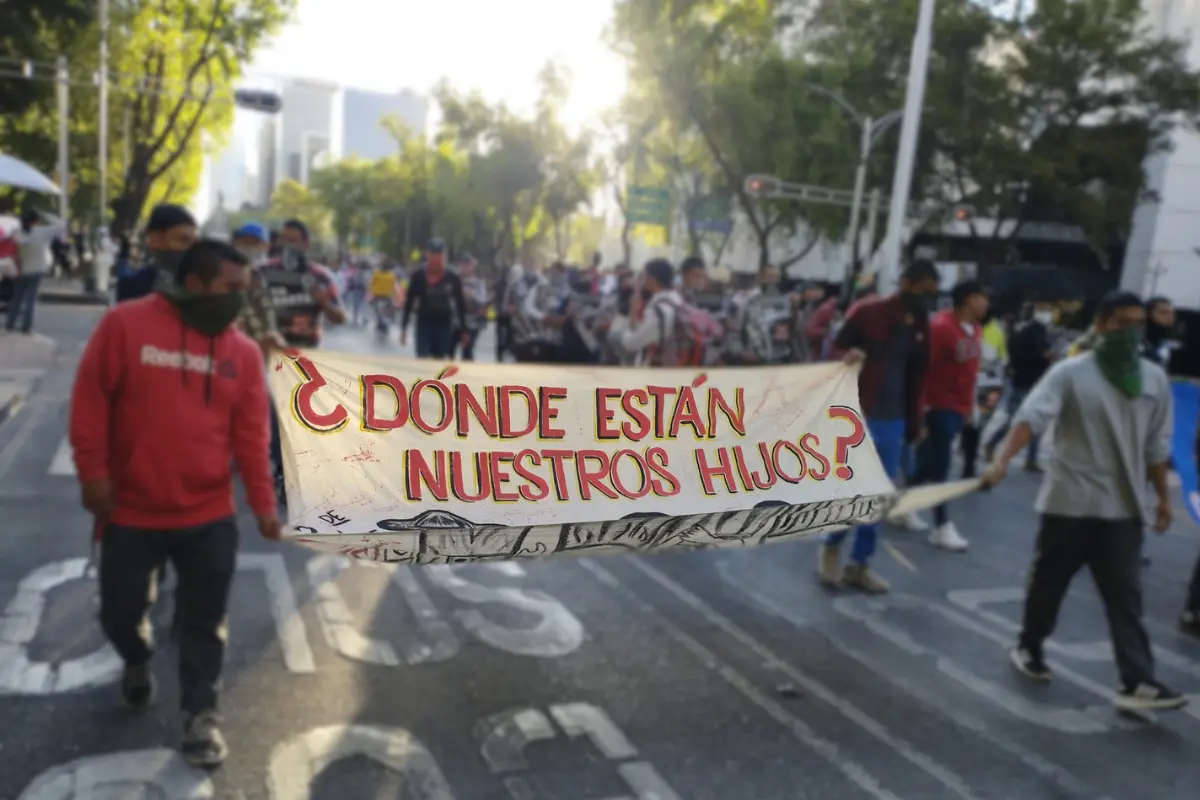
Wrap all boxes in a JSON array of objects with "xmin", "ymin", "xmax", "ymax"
[
  {"xmin": 1009, "ymin": 646, "xmax": 1052, "ymax": 682},
  {"xmin": 1179, "ymin": 610, "xmax": 1200, "ymax": 638},
  {"xmin": 1116, "ymin": 681, "xmax": 1188, "ymax": 712},
  {"xmin": 121, "ymin": 663, "xmax": 155, "ymax": 712},
  {"xmin": 182, "ymin": 711, "xmax": 229, "ymax": 768}
]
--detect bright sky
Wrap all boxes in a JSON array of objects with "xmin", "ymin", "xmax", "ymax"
[{"xmin": 249, "ymin": 0, "xmax": 628, "ymax": 133}]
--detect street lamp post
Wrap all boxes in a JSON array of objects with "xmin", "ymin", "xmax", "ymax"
[
  {"xmin": 802, "ymin": 84, "xmax": 901, "ymax": 278},
  {"xmin": 56, "ymin": 56, "xmax": 70, "ymax": 223},
  {"xmin": 878, "ymin": 0, "xmax": 937, "ymax": 293}
]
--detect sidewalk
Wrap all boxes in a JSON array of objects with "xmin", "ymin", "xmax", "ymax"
[
  {"xmin": 36, "ymin": 277, "xmax": 111, "ymax": 306},
  {"xmin": 0, "ymin": 331, "xmax": 57, "ymax": 426}
]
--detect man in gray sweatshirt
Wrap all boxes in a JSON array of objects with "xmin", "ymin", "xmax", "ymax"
[{"xmin": 984, "ymin": 290, "xmax": 1186, "ymax": 712}]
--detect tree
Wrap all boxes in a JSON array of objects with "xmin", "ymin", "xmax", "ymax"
[
  {"xmin": 0, "ymin": 0, "xmax": 93, "ymax": 119},
  {"xmin": 107, "ymin": 0, "xmax": 292, "ymax": 235},
  {"xmin": 610, "ymin": 0, "xmax": 856, "ymax": 268},
  {"xmin": 310, "ymin": 158, "xmax": 376, "ymax": 258},
  {"xmin": 803, "ymin": 0, "xmax": 1200, "ymax": 265},
  {"xmin": 266, "ymin": 180, "xmax": 331, "ymax": 241}
]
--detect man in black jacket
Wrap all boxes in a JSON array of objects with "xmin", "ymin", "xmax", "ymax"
[
  {"xmin": 400, "ymin": 238, "xmax": 467, "ymax": 358},
  {"xmin": 985, "ymin": 302, "xmax": 1054, "ymax": 470},
  {"xmin": 115, "ymin": 205, "xmax": 197, "ymax": 302}
]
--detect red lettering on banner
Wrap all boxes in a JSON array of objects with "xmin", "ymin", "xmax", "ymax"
[
  {"xmin": 290, "ymin": 356, "xmax": 349, "ymax": 433},
  {"xmin": 361, "ymin": 374, "xmax": 408, "ymax": 431},
  {"xmin": 498, "ymin": 386, "xmax": 538, "ymax": 439}
]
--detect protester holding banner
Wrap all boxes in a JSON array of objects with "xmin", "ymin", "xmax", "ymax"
[
  {"xmin": 817, "ymin": 259, "xmax": 940, "ymax": 592},
  {"xmin": 985, "ymin": 290, "xmax": 1186, "ymax": 711},
  {"xmin": 69, "ymin": 240, "xmax": 284, "ymax": 766},
  {"xmin": 904, "ymin": 280, "xmax": 987, "ymax": 551}
]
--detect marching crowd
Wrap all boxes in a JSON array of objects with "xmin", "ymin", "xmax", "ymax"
[{"xmin": 0, "ymin": 198, "xmax": 1189, "ymax": 766}]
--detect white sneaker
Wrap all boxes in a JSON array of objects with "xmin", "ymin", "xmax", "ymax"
[
  {"xmin": 929, "ymin": 521, "xmax": 969, "ymax": 552},
  {"xmin": 891, "ymin": 511, "xmax": 928, "ymax": 531}
]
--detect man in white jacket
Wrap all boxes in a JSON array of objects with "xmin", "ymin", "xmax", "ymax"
[
  {"xmin": 6, "ymin": 209, "xmax": 67, "ymax": 334},
  {"xmin": 605, "ymin": 258, "xmax": 681, "ymax": 365}
]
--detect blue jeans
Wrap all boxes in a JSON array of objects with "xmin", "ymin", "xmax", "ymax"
[
  {"xmin": 415, "ymin": 321, "xmax": 453, "ymax": 359},
  {"xmin": 5, "ymin": 274, "xmax": 43, "ymax": 332},
  {"xmin": 824, "ymin": 418, "xmax": 905, "ymax": 564},
  {"xmin": 911, "ymin": 409, "xmax": 964, "ymax": 525}
]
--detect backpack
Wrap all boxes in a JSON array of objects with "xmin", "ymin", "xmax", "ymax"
[
  {"xmin": 0, "ymin": 233, "xmax": 20, "ymax": 279},
  {"xmin": 650, "ymin": 297, "xmax": 724, "ymax": 367}
]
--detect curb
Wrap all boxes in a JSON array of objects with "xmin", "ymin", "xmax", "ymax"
[{"xmin": 4, "ymin": 292, "xmax": 112, "ymax": 308}]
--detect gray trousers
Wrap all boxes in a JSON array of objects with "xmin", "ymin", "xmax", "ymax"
[
  {"xmin": 99, "ymin": 517, "xmax": 239, "ymax": 714},
  {"xmin": 1019, "ymin": 514, "xmax": 1154, "ymax": 686}
]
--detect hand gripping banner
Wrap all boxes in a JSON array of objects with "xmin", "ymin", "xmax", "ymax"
[{"xmin": 270, "ymin": 351, "xmax": 976, "ymax": 563}]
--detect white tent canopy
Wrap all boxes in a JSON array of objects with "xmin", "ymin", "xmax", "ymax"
[{"xmin": 0, "ymin": 154, "xmax": 60, "ymax": 195}]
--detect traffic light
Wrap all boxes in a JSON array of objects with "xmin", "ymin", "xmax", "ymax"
[
  {"xmin": 744, "ymin": 174, "xmax": 780, "ymax": 197},
  {"xmin": 234, "ymin": 89, "xmax": 282, "ymax": 114}
]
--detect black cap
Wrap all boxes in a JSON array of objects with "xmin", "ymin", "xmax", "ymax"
[
  {"xmin": 426, "ymin": 237, "xmax": 446, "ymax": 253},
  {"xmin": 146, "ymin": 203, "xmax": 196, "ymax": 233}
]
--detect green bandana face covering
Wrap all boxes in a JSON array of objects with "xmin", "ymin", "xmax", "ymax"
[
  {"xmin": 170, "ymin": 292, "xmax": 246, "ymax": 337},
  {"xmin": 1094, "ymin": 326, "xmax": 1143, "ymax": 398}
]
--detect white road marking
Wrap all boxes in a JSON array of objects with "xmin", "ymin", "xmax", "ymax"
[
  {"xmin": 425, "ymin": 564, "xmax": 584, "ymax": 657},
  {"xmin": 0, "ymin": 403, "xmax": 45, "ymax": 482},
  {"xmin": 306, "ymin": 555, "xmax": 462, "ymax": 666},
  {"xmin": 834, "ymin": 594, "xmax": 1152, "ymax": 732},
  {"xmin": 267, "ymin": 725, "xmax": 456, "ymax": 799},
  {"xmin": 237, "ymin": 553, "xmax": 316, "ymax": 674},
  {"xmin": 0, "ymin": 558, "xmax": 122, "ymax": 695},
  {"xmin": 718, "ymin": 560, "xmax": 1108, "ymax": 798},
  {"xmin": 17, "ymin": 748, "xmax": 214, "ymax": 799},
  {"xmin": 578, "ymin": 559, "xmax": 901, "ymax": 800},
  {"xmin": 620, "ymin": 557, "xmax": 987, "ymax": 800},
  {"xmin": 48, "ymin": 436, "xmax": 73, "ymax": 476},
  {"xmin": 477, "ymin": 703, "xmax": 681, "ymax": 800}
]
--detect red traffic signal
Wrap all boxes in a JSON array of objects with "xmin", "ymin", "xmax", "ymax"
[{"xmin": 744, "ymin": 174, "xmax": 780, "ymax": 197}]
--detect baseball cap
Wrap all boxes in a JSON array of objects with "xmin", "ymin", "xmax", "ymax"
[
  {"xmin": 426, "ymin": 237, "xmax": 446, "ymax": 253},
  {"xmin": 232, "ymin": 222, "xmax": 269, "ymax": 243}
]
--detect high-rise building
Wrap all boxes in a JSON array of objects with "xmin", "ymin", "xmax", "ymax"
[
  {"xmin": 342, "ymin": 88, "xmax": 426, "ymax": 160},
  {"xmin": 1122, "ymin": 0, "xmax": 1200, "ymax": 307},
  {"xmin": 276, "ymin": 77, "xmax": 341, "ymax": 186}
]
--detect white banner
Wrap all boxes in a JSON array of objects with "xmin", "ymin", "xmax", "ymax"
[{"xmin": 271, "ymin": 351, "xmax": 968, "ymax": 563}]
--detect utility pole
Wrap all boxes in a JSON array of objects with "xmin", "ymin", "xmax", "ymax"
[
  {"xmin": 56, "ymin": 56, "xmax": 70, "ymax": 222},
  {"xmin": 98, "ymin": 0, "xmax": 110, "ymax": 232},
  {"xmin": 879, "ymin": 0, "xmax": 936, "ymax": 293}
]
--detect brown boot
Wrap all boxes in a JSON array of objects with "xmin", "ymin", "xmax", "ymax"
[
  {"xmin": 817, "ymin": 544, "xmax": 841, "ymax": 588},
  {"xmin": 843, "ymin": 562, "xmax": 890, "ymax": 594}
]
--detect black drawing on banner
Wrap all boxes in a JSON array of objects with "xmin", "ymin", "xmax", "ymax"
[
  {"xmin": 328, "ymin": 493, "xmax": 899, "ymax": 565},
  {"xmin": 318, "ymin": 511, "xmax": 350, "ymax": 527},
  {"xmin": 294, "ymin": 526, "xmax": 319, "ymax": 534}
]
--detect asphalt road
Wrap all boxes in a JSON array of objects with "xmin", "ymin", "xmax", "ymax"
[{"xmin": 1, "ymin": 308, "xmax": 1199, "ymax": 799}]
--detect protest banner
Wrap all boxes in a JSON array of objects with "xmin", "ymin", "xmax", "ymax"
[{"xmin": 270, "ymin": 351, "xmax": 974, "ymax": 563}]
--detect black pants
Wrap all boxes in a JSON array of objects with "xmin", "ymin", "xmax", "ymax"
[
  {"xmin": 99, "ymin": 518, "xmax": 239, "ymax": 714},
  {"xmin": 1187, "ymin": 552, "xmax": 1200, "ymax": 611},
  {"xmin": 456, "ymin": 327, "xmax": 479, "ymax": 361},
  {"xmin": 495, "ymin": 316, "xmax": 511, "ymax": 362},
  {"xmin": 959, "ymin": 423, "xmax": 981, "ymax": 478},
  {"xmin": 1020, "ymin": 514, "xmax": 1154, "ymax": 686}
]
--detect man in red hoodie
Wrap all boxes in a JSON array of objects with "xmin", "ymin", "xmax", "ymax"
[
  {"xmin": 69, "ymin": 239, "xmax": 280, "ymax": 768},
  {"xmin": 902, "ymin": 279, "xmax": 987, "ymax": 551}
]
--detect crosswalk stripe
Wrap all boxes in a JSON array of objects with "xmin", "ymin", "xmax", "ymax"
[{"xmin": 49, "ymin": 437, "xmax": 74, "ymax": 476}]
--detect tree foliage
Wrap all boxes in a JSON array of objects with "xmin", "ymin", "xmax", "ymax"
[
  {"xmin": 0, "ymin": 0, "xmax": 289, "ymax": 233},
  {"xmin": 108, "ymin": 0, "xmax": 292, "ymax": 234},
  {"xmin": 278, "ymin": 64, "xmax": 600, "ymax": 270},
  {"xmin": 609, "ymin": 0, "xmax": 1200, "ymax": 269}
]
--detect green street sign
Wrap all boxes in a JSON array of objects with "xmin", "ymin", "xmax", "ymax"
[{"xmin": 627, "ymin": 186, "xmax": 671, "ymax": 226}]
